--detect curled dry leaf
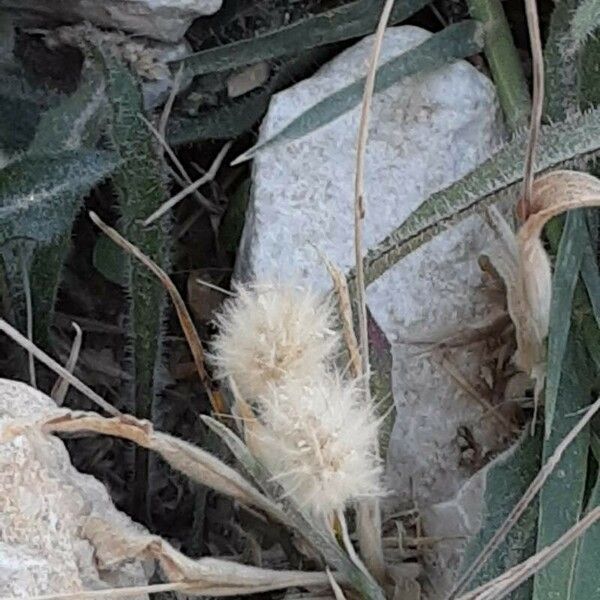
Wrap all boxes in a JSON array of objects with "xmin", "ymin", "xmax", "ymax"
[
  {"xmin": 2, "ymin": 407, "xmax": 287, "ymax": 525},
  {"xmin": 488, "ymin": 169, "xmax": 600, "ymax": 398},
  {"xmin": 84, "ymin": 517, "xmax": 332, "ymax": 596}
]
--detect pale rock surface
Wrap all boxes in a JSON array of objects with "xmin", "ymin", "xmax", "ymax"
[
  {"xmin": 236, "ymin": 25, "xmax": 507, "ymax": 510},
  {"xmin": 0, "ymin": 378, "xmax": 150, "ymax": 598},
  {"xmin": 0, "ymin": 0, "xmax": 221, "ymax": 42}
]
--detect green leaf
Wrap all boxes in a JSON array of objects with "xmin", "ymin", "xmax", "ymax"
[
  {"xmin": 0, "ymin": 94, "xmax": 40, "ymax": 153},
  {"xmin": 570, "ymin": 0, "xmax": 600, "ymax": 52},
  {"xmin": 544, "ymin": 0, "xmax": 583, "ymax": 120},
  {"xmin": 93, "ymin": 233, "xmax": 128, "ymax": 286},
  {"xmin": 98, "ymin": 47, "xmax": 173, "ymax": 520},
  {"xmin": 544, "ymin": 211, "xmax": 588, "ymax": 439},
  {"xmin": 466, "ymin": 0, "xmax": 530, "ymax": 131},
  {"xmin": 28, "ymin": 69, "xmax": 107, "ymax": 155},
  {"xmin": 167, "ymin": 46, "xmax": 334, "ymax": 145},
  {"xmin": 571, "ymin": 468, "xmax": 600, "ymax": 597},
  {"xmin": 0, "ymin": 150, "xmax": 118, "ymax": 247},
  {"xmin": 235, "ymin": 21, "xmax": 484, "ymax": 163},
  {"xmin": 360, "ymin": 107, "xmax": 600, "ymax": 287},
  {"xmin": 173, "ymin": 0, "xmax": 430, "ymax": 77},
  {"xmin": 532, "ymin": 332, "xmax": 593, "ymax": 599},
  {"xmin": 461, "ymin": 430, "xmax": 542, "ymax": 599}
]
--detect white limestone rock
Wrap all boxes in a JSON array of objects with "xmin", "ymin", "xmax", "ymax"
[
  {"xmin": 236, "ymin": 26, "xmax": 508, "ymax": 508},
  {"xmin": 0, "ymin": 0, "xmax": 221, "ymax": 42},
  {"xmin": 0, "ymin": 379, "xmax": 150, "ymax": 598}
]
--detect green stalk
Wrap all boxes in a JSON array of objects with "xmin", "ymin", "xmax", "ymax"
[{"xmin": 467, "ymin": 0, "xmax": 531, "ymax": 131}]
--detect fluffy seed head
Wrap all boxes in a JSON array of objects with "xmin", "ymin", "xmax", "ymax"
[
  {"xmin": 210, "ymin": 283, "xmax": 339, "ymax": 399},
  {"xmin": 252, "ymin": 376, "xmax": 383, "ymax": 518}
]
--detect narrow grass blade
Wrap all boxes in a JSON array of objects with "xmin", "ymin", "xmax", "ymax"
[
  {"xmin": 460, "ymin": 430, "xmax": 542, "ymax": 599},
  {"xmin": 544, "ymin": 210, "xmax": 588, "ymax": 439},
  {"xmin": 173, "ymin": 0, "xmax": 430, "ymax": 77},
  {"xmin": 532, "ymin": 335, "xmax": 593, "ymax": 599},
  {"xmin": 233, "ymin": 21, "xmax": 484, "ymax": 164},
  {"xmin": 359, "ymin": 107, "xmax": 600, "ymax": 287}
]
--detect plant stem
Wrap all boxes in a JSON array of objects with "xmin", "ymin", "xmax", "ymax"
[{"xmin": 467, "ymin": 0, "xmax": 531, "ymax": 132}]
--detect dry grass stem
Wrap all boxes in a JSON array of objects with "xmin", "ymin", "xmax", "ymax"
[
  {"xmin": 451, "ymin": 396, "xmax": 600, "ymax": 596},
  {"xmin": 0, "ymin": 318, "xmax": 120, "ymax": 416},
  {"xmin": 51, "ymin": 321, "xmax": 82, "ymax": 405},
  {"xmin": 326, "ymin": 567, "xmax": 348, "ymax": 600},
  {"xmin": 140, "ymin": 114, "xmax": 214, "ymax": 213},
  {"xmin": 20, "ymin": 249, "xmax": 36, "ymax": 388},
  {"xmin": 0, "ymin": 582, "xmax": 196, "ymax": 600},
  {"xmin": 1, "ymin": 407, "xmax": 288, "ymax": 523},
  {"xmin": 520, "ymin": 0, "xmax": 544, "ymax": 218},
  {"xmin": 142, "ymin": 141, "xmax": 231, "ymax": 226},
  {"xmin": 325, "ymin": 260, "xmax": 361, "ymax": 378},
  {"xmin": 352, "ymin": 0, "xmax": 395, "ymax": 581},
  {"xmin": 457, "ymin": 506, "xmax": 600, "ymax": 600},
  {"xmin": 159, "ymin": 64, "xmax": 183, "ymax": 142},
  {"xmin": 89, "ymin": 211, "xmax": 226, "ymax": 415}
]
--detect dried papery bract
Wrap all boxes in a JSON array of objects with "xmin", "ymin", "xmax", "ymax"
[
  {"xmin": 211, "ymin": 283, "xmax": 339, "ymax": 400},
  {"xmin": 489, "ymin": 170, "xmax": 600, "ymax": 399},
  {"xmin": 250, "ymin": 376, "xmax": 383, "ymax": 519}
]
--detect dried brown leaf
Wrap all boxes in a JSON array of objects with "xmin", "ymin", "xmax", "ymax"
[
  {"xmin": 84, "ymin": 517, "xmax": 332, "ymax": 596},
  {"xmin": 2, "ymin": 408, "xmax": 287, "ymax": 523}
]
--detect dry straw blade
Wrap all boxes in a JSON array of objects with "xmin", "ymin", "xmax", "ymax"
[{"xmin": 488, "ymin": 170, "xmax": 600, "ymax": 408}]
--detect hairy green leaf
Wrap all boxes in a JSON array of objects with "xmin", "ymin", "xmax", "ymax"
[
  {"xmin": 29, "ymin": 70, "xmax": 107, "ymax": 155},
  {"xmin": 173, "ymin": 0, "xmax": 430, "ymax": 77},
  {"xmin": 544, "ymin": 0, "xmax": 583, "ymax": 120},
  {"xmin": 98, "ymin": 47, "xmax": 173, "ymax": 521},
  {"xmin": 0, "ymin": 150, "xmax": 117, "ymax": 247},
  {"xmin": 360, "ymin": 108, "xmax": 600, "ymax": 287},
  {"xmin": 570, "ymin": 0, "xmax": 600, "ymax": 51},
  {"xmin": 461, "ymin": 430, "xmax": 542, "ymax": 599},
  {"xmin": 235, "ymin": 21, "xmax": 484, "ymax": 163}
]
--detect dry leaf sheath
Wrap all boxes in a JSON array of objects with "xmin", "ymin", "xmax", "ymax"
[{"xmin": 488, "ymin": 170, "xmax": 600, "ymax": 400}]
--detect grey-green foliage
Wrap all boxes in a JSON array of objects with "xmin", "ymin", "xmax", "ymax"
[
  {"xmin": 235, "ymin": 20, "xmax": 484, "ymax": 163},
  {"xmin": 359, "ymin": 107, "xmax": 600, "ymax": 287},
  {"xmin": 533, "ymin": 334, "xmax": 593, "ymax": 599},
  {"xmin": 461, "ymin": 431, "xmax": 542, "ymax": 599},
  {"xmin": 544, "ymin": 211, "xmax": 588, "ymax": 439},
  {"xmin": 570, "ymin": 0, "xmax": 600, "ymax": 52},
  {"xmin": 466, "ymin": 0, "xmax": 530, "ymax": 131},
  {"xmin": 0, "ymin": 151, "xmax": 116, "ymax": 247},
  {"xmin": 97, "ymin": 47, "xmax": 172, "ymax": 520},
  {"xmin": 173, "ymin": 0, "xmax": 430, "ymax": 77},
  {"xmin": 168, "ymin": 46, "xmax": 333, "ymax": 145},
  {"xmin": 0, "ymin": 69, "xmax": 112, "ymax": 347}
]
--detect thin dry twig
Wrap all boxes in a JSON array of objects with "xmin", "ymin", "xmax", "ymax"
[
  {"xmin": 352, "ymin": 0, "xmax": 395, "ymax": 581},
  {"xmin": 439, "ymin": 356, "xmax": 515, "ymax": 434},
  {"xmin": 19, "ymin": 249, "xmax": 36, "ymax": 388},
  {"xmin": 142, "ymin": 141, "xmax": 231, "ymax": 226},
  {"xmin": 159, "ymin": 65, "xmax": 183, "ymax": 142},
  {"xmin": 326, "ymin": 567, "xmax": 348, "ymax": 600},
  {"xmin": 520, "ymin": 0, "xmax": 544, "ymax": 219},
  {"xmin": 325, "ymin": 260, "xmax": 361, "ymax": 378},
  {"xmin": 450, "ymin": 396, "xmax": 600, "ymax": 597},
  {"xmin": 0, "ymin": 318, "xmax": 120, "ymax": 416},
  {"xmin": 140, "ymin": 114, "xmax": 214, "ymax": 213},
  {"xmin": 0, "ymin": 582, "xmax": 195, "ymax": 600},
  {"xmin": 51, "ymin": 321, "xmax": 83, "ymax": 405},
  {"xmin": 457, "ymin": 506, "xmax": 600, "ymax": 600},
  {"xmin": 89, "ymin": 211, "xmax": 226, "ymax": 415}
]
